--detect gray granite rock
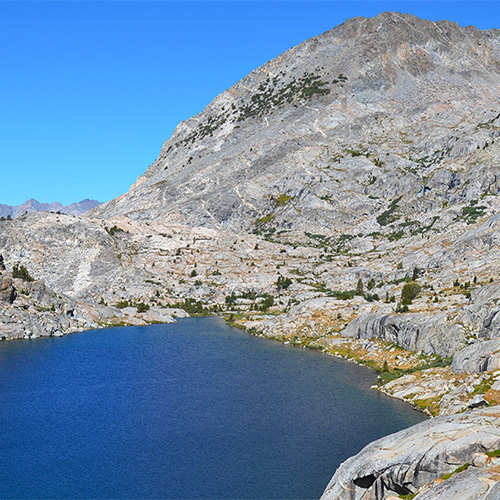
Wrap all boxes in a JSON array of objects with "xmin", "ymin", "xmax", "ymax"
[
  {"xmin": 412, "ymin": 464, "xmax": 500, "ymax": 499},
  {"xmin": 0, "ymin": 276, "xmax": 15, "ymax": 304},
  {"xmin": 342, "ymin": 313, "xmax": 465, "ymax": 358},
  {"xmin": 452, "ymin": 339, "xmax": 500, "ymax": 374},
  {"xmin": 321, "ymin": 406, "xmax": 500, "ymax": 500},
  {"xmin": 91, "ymin": 13, "xmax": 500, "ymax": 241}
]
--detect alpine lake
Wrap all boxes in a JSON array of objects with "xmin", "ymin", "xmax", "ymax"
[{"xmin": 0, "ymin": 317, "xmax": 426, "ymax": 499}]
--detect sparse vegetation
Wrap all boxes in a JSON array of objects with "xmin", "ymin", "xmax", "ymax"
[
  {"xmin": 237, "ymin": 71, "xmax": 331, "ymax": 122},
  {"xmin": 441, "ymin": 463, "xmax": 469, "ymax": 481},
  {"xmin": 276, "ymin": 275, "xmax": 292, "ymax": 290},
  {"xmin": 273, "ymin": 194, "xmax": 293, "ymax": 207},
  {"xmin": 401, "ymin": 282, "xmax": 421, "ymax": 305},
  {"xmin": 12, "ymin": 263, "xmax": 34, "ymax": 281},
  {"xmin": 459, "ymin": 202, "xmax": 487, "ymax": 224},
  {"xmin": 136, "ymin": 302, "xmax": 150, "ymax": 313},
  {"xmin": 377, "ymin": 196, "xmax": 402, "ymax": 226},
  {"xmin": 105, "ymin": 225, "xmax": 124, "ymax": 236}
]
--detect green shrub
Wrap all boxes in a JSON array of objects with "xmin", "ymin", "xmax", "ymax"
[
  {"xmin": 105, "ymin": 225, "xmax": 124, "ymax": 236},
  {"xmin": 259, "ymin": 296, "xmax": 274, "ymax": 312},
  {"xmin": 356, "ymin": 278, "xmax": 364, "ymax": 296},
  {"xmin": 401, "ymin": 282, "xmax": 421, "ymax": 304},
  {"xmin": 396, "ymin": 302, "xmax": 410, "ymax": 313},
  {"xmin": 365, "ymin": 293, "xmax": 380, "ymax": 302},
  {"xmin": 136, "ymin": 303, "xmax": 150, "ymax": 313},
  {"xmin": 12, "ymin": 264, "xmax": 34, "ymax": 281},
  {"xmin": 276, "ymin": 275, "xmax": 292, "ymax": 290},
  {"xmin": 377, "ymin": 196, "xmax": 402, "ymax": 226},
  {"xmin": 460, "ymin": 204, "xmax": 486, "ymax": 224},
  {"xmin": 172, "ymin": 298, "xmax": 215, "ymax": 316}
]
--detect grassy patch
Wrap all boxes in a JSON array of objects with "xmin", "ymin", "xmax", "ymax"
[
  {"xmin": 377, "ymin": 196, "xmax": 402, "ymax": 226},
  {"xmin": 273, "ymin": 194, "xmax": 293, "ymax": 207},
  {"xmin": 472, "ymin": 375, "xmax": 495, "ymax": 395},
  {"xmin": 476, "ymin": 113, "xmax": 500, "ymax": 129},
  {"xmin": 398, "ymin": 493, "xmax": 417, "ymax": 500},
  {"xmin": 255, "ymin": 213, "xmax": 275, "ymax": 226},
  {"xmin": 441, "ymin": 463, "xmax": 469, "ymax": 480},
  {"xmin": 377, "ymin": 356, "xmax": 452, "ymax": 384}
]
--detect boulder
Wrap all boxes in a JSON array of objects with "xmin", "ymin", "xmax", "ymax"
[
  {"xmin": 411, "ymin": 463, "xmax": 500, "ymax": 500},
  {"xmin": 0, "ymin": 276, "xmax": 15, "ymax": 304},
  {"xmin": 468, "ymin": 394, "xmax": 488, "ymax": 408},
  {"xmin": 321, "ymin": 406, "xmax": 500, "ymax": 500}
]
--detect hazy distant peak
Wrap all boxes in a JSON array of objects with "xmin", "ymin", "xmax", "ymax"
[{"xmin": 0, "ymin": 199, "xmax": 103, "ymax": 219}]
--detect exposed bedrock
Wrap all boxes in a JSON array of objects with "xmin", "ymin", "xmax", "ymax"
[
  {"xmin": 451, "ymin": 339, "xmax": 500, "ymax": 374},
  {"xmin": 321, "ymin": 406, "xmax": 500, "ymax": 500},
  {"xmin": 341, "ymin": 313, "xmax": 465, "ymax": 358}
]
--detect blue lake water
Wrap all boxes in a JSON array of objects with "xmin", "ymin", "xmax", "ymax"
[{"xmin": 0, "ymin": 317, "xmax": 426, "ymax": 499}]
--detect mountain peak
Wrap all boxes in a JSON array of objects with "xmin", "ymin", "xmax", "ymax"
[
  {"xmin": 94, "ymin": 12, "xmax": 500, "ymax": 237},
  {"xmin": 0, "ymin": 199, "xmax": 103, "ymax": 219}
]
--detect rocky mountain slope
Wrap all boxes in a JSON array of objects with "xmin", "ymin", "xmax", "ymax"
[
  {"xmin": 0, "ymin": 198, "xmax": 102, "ymax": 219},
  {"xmin": 4, "ymin": 11, "xmax": 500, "ymax": 499},
  {"xmin": 0, "ymin": 252, "xmax": 182, "ymax": 341},
  {"xmin": 93, "ymin": 12, "xmax": 500, "ymax": 241}
]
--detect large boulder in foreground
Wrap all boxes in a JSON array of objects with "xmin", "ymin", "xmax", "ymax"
[
  {"xmin": 411, "ymin": 464, "xmax": 500, "ymax": 500},
  {"xmin": 321, "ymin": 406, "xmax": 500, "ymax": 500}
]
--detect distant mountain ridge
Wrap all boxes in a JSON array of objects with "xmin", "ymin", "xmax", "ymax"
[{"xmin": 0, "ymin": 199, "xmax": 102, "ymax": 219}]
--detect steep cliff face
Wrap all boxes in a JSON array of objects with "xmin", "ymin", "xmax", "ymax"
[{"xmin": 93, "ymin": 12, "xmax": 500, "ymax": 241}]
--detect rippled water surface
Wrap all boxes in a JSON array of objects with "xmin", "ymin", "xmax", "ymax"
[{"xmin": 0, "ymin": 317, "xmax": 426, "ymax": 499}]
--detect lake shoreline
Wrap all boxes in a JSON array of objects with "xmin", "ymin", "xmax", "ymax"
[{"xmin": 0, "ymin": 317, "xmax": 426, "ymax": 499}]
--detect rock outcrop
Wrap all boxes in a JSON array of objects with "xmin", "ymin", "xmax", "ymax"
[
  {"xmin": 0, "ymin": 252, "xmax": 181, "ymax": 340},
  {"xmin": 452, "ymin": 339, "xmax": 500, "ymax": 374},
  {"xmin": 342, "ymin": 313, "xmax": 465, "ymax": 358},
  {"xmin": 321, "ymin": 406, "xmax": 500, "ymax": 500}
]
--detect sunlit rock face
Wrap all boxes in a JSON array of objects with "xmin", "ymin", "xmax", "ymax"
[{"xmin": 93, "ymin": 12, "xmax": 500, "ymax": 241}]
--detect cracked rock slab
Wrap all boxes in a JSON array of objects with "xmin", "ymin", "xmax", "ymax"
[{"xmin": 321, "ymin": 406, "xmax": 500, "ymax": 500}]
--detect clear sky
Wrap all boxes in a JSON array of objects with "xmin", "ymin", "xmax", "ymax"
[{"xmin": 2, "ymin": 1, "xmax": 500, "ymax": 206}]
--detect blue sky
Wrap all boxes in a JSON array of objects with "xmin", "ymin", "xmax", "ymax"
[{"xmin": 2, "ymin": 1, "xmax": 500, "ymax": 206}]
